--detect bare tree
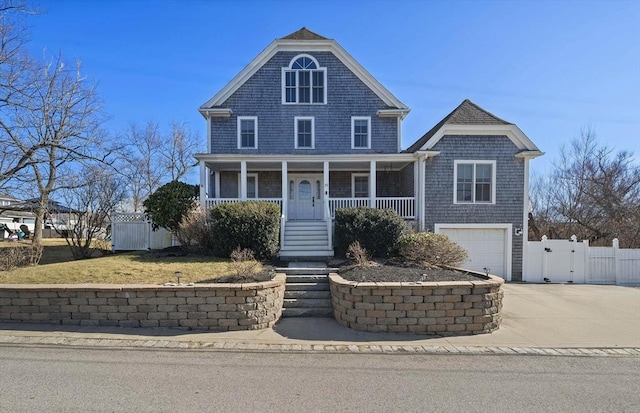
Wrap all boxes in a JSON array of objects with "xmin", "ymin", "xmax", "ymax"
[
  {"xmin": 163, "ymin": 121, "xmax": 199, "ymax": 181},
  {"xmin": 117, "ymin": 120, "xmax": 199, "ymax": 212},
  {"xmin": 118, "ymin": 121, "xmax": 164, "ymax": 212},
  {"xmin": 55, "ymin": 166, "xmax": 126, "ymax": 259},
  {"xmin": 1, "ymin": 54, "xmax": 109, "ymax": 244},
  {"xmin": 0, "ymin": 1, "xmax": 37, "ymax": 186},
  {"xmin": 530, "ymin": 127, "xmax": 640, "ymax": 247}
]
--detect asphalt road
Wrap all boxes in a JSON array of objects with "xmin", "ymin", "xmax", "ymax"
[{"xmin": 0, "ymin": 346, "xmax": 638, "ymax": 413}]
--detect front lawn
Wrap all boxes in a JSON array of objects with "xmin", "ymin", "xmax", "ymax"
[{"xmin": 0, "ymin": 239, "xmax": 245, "ymax": 284}]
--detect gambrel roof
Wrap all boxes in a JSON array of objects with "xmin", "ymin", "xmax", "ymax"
[
  {"xmin": 200, "ymin": 28, "xmax": 409, "ymax": 116},
  {"xmin": 406, "ymin": 99, "xmax": 540, "ymax": 153}
]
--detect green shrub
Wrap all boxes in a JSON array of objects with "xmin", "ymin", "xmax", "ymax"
[
  {"xmin": 143, "ymin": 181, "xmax": 198, "ymax": 234},
  {"xmin": 209, "ymin": 201, "xmax": 280, "ymax": 260},
  {"xmin": 334, "ymin": 207, "xmax": 405, "ymax": 258},
  {"xmin": 397, "ymin": 232, "xmax": 468, "ymax": 267}
]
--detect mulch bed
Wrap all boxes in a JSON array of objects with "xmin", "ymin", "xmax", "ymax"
[
  {"xmin": 198, "ymin": 267, "xmax": 275, "ymax": 284},
  {"xmin": 339, "ymin": 260, "xmax": 487, "ymax": 283}
]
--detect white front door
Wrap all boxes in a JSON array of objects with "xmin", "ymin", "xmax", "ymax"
[{"xmin": 288, "ymin": 175, "xmax": 323, "ymax": 220}]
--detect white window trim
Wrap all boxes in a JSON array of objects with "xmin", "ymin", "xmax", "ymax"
[
  {"xmin": 351, "ymin": 116, "xmax": 371, "ymax": 149},
  {"xmin": 281, "ymin": 54, "xmax": 327, "ymax": 105},
  {"xmin": 294, "ymin": 116, "xmax": 315, "ymax": 149},
  {"xmin": 351, "ymin": 173, "xmax": 370, "ymax": 198},
  {"xmin": 453, "ymin": 160, "xmax": 497, "ymax": 204},
  {"xmin": 237, "ymin": 116, "xmax": 258, "ymax": 149},
  {"xmin": 237, "ymin": 173, "xmax": 259, "ymax": 198}
]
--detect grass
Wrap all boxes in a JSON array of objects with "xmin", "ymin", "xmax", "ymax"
[{"xmin": 0, "ymin": 239, "xmax": 254, "ymax": 284}]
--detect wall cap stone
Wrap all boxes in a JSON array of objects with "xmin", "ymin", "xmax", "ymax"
[
  {"xmin": 0, "ymin": 274, "xmax": 286, "ymax": 291},
  {"xmin": 328, "ymin": 272, "xmax": 504, "ymax": 287}
]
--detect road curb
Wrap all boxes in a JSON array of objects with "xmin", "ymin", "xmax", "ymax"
[{"xmin": 1, "ymin": 334, "xmax": 639, "ymax": 357}]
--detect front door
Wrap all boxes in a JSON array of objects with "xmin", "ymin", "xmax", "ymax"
[{"xmin": 288, "ymin": 175, "xmax": 323, "ymax": 220}]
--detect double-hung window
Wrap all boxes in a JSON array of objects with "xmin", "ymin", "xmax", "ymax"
[
  {"xmin": 237, "ymin": 116, "xmax": 257, "ymax": 149},
  {"xmin": 351, "ymin": 116, "xmax": 371, "ymax": 149},
  {"xmin": 295, "ymin": 117, "xmax": 314, "ymax": 149},
  {"xmin": 352, "ymin": 173, "xmax": 369, "ymax": 198},
  {"xmin": 454, "ymin": 161, "xmax": 496, "ymax": 204},
  {"xmin": 282, "ymin": 55, "xmax": 326, "ymax": 104}
]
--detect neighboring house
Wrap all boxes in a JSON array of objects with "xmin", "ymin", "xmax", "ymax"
[
  {"xmin": 0, "ymin": 194, "xmax": 36, "ymax": 238},
  {"xmin": 195, "ymin": 28, "xmax": 542, "ymax": 281},
  {"xmin": 0, "ymin": 197, "xmax": 79, "ymax": 238}
]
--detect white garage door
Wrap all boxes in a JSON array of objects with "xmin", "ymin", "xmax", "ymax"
[{"xmin": 437, "ymin": 226, "xmax": 509, "ymax": 278}]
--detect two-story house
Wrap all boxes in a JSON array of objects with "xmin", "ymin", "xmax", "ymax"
[{"xmin": 195, "ymin": 28, "xmax": 542, "ymax": 281}]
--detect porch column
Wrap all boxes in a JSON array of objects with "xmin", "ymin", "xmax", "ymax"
[
  {"xmin": 240, "ymin": 161, "xmax": 247, "ymax": 199},
  {"xmin": 281, "ymin": 161, "xmax": 288, "ymax": 218},
  {"xmin": 414, "ymin": 160, "xmax": 419, "ymax": 222},
  {"xmin": 199, "ymin": 159, "xmax": 206, "ymax": 207},
  {"xmin": 369, "ymin": 160, "xmax": 377, "ymax": 208},
  {"xmin": 323, "ymin": 161, "xmax": 329, "ymax": 219},
  {"xmin": 418, "ymin": 156, "xmax": 426, "ymax": 230}
]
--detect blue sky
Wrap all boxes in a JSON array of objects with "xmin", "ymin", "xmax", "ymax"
[{"xmin": 26, "ymin": 0, "xmax": 640, "ymax": 177}]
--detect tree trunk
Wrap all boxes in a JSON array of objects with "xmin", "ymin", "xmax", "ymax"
[{"xmin": 32, "ymin": 204, "xmax": 45, "ymax": 245}]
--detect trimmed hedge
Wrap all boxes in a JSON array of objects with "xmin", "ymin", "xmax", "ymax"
[
  {"xmin": 334, "ymin": 207, "xmax": 406, "ymax": 258},
  {"xmin": 209, "ymin": 201, "xmax": 280, "ymax": 260},
  {"xmin": 397, "ymin": 232, "xmax": 468, "ymax": 267}
]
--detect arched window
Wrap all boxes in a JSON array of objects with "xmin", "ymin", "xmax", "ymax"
[{"xmin": 283, "ymin": 54, "xmax": 326, "ymax": 104}]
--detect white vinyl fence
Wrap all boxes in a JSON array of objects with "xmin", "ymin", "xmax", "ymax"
[
  {"xmin": 111, "ymin": 213, "xmax": 175, "ymax": 251},
  {"xmin": 526, "ymin": 236, "xmax": 640, "ymax": 286}
]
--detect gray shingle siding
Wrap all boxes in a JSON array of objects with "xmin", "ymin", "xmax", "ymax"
[
  {"xmin": 400, "ymin": 164, "xmax": 414, "ymax": 197},
  {"xmin": 219, "ymin": 171, "xmax": 283, "ymax": 198},
  {"xmin": 424, "ymin": 135, "xmax": 525, "ymax": 280},
  {"xmin": 220, "ymin": 172, "xmax": 238, "ymax": 198},
  {"xmin": 210, "ymin": 51, "xmax": 398, "ymax": 154}
]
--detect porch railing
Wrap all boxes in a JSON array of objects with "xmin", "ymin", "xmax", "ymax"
[
  {"xmin": 204, "ymin": 198, "xmax": 283, "ymax": 210},
  {"xmin": 328, "ymin": 197, "xmax": 415, "ymax": 219},
  {"xmin": 376, "ymin": 197, "xmax": 415, "ymax": 219},
  {"xmin": 328, "ymin": 198, "xmax": 370, "ymax": 217}
]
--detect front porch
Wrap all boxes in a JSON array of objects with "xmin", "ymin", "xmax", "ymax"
[{"xmin": 197, "ymin": 155, "xmax": 424, "ymax": 257}]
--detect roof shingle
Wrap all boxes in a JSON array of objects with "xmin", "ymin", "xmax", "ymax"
[
  {"xmin": 405, "ymin": 99, "xmax": 512, "ymax": 152},
  {"xmin": 280, "ymin": 27, "xmax": 328, "ymax": 40}
]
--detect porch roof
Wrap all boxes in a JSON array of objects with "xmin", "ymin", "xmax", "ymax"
[
  {"xmin": 195, "ymin": 153, "xmax": 419, "ymax": 163},
  {"xmin": 195, "ymin": 153, "xmax": 421, "ymax": 172}
]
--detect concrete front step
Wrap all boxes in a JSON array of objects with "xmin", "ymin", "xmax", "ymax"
[
  {"xmin": 283, "ymin": 298, "xmax": 332, "ymax": 308},
  {"xmin": 285, "ymin": 274, "xmax": 329, "ymax": 283},
  {"xmin": 283, "ymin": 282, "xmax": 330, "ymax": 291},
  {"xmin": 284, "ymin": 290, "xmax": 331, "ymax": 299},
  {"xmin": 278, "ymin": 267, "xmax": 335, "ymax": 275},
  {"xmin": 281, "ymin": 307, "xmax": 333, "ymax": 317},
  {"xmin": 280, "ymin": 245, "xmax": 332, "ymax": 251},
  {"xmin": 279, "ymin": 250, "xmax": 335, "ymax": 257}
]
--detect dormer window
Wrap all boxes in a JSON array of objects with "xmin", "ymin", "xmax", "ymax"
[{"xmin": 282, "ymin": 54, "xmax": 326, "ymax": 104}]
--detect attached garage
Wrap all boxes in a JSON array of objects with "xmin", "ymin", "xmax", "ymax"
[{"xmin": 435, "ymin": 224, "xmax": 512, "ymax": 280}]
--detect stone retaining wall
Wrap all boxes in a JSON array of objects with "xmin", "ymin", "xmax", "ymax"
[
  {"xmin": 0, "ymin": 274, "xmax": 285, "ymax": 331},
  {"xmin": 329, "ymin": 273, "xmax": 503, "ymax": 335}
]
